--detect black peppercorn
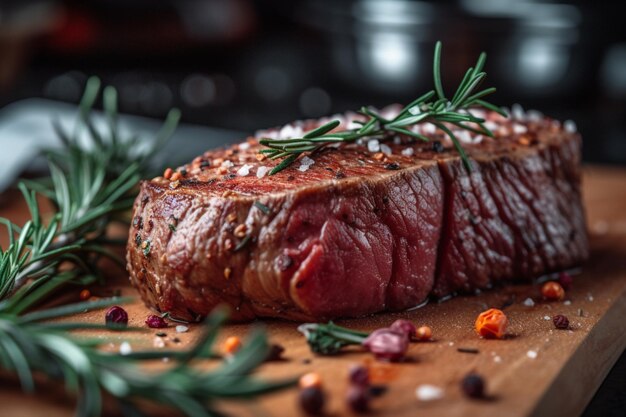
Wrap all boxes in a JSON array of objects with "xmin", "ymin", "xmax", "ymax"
[
  {"xmin": 461, "ymin": 373, "xmax": 485, "ymax": 398},
  {"xmin": 553, "ymin": 314, "xmax": 570, "ymax": 329},
  {"xmin": 346, "ymin": 385, "xmax": 370, "ymax": 413},
  {"xmin": 432, "ymin": 141, "xmax": 444, "ymax": 153},
  {"xmin": 299, "ymin": 387, "xmax": 325, "ymax": 415},
  {"xmin": 384, "ymin": 162, "xmax": 400, "ymax": 170}
]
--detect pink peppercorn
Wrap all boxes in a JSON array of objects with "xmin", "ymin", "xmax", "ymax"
[
  {"xmin": 145, "ymin": 314, "xmax": 168, "ymax": 328},
  {"xmin": 105, "ymin": 306, "xmax": 128, "ymax": 328},
  {"xmin": 389, "ymin": 319, "xmax": 416, "ymax": 340},
  {"xmin": 362, "ymin": 328, "xmax": 408, "ymax": 362}
]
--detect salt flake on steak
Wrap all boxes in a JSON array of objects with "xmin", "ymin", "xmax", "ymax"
[
  {"xmin": 237, "ymin": 164, "xmax": 253, "ymax": 176},
  {"xmin": 256, "ymin": 166, "xmax": 270, "ymax": 178}
]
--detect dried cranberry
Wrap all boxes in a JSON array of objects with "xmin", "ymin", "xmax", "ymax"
[
  {"xmin": 349, "ymin": 365, "xmax": 370, "ymax": 387},
  {"xmin": 346, "ymin": 385, "xmax": 370, "ymax": 413},
  {"xmin": 299, "ymin": 387, "xmax": 325, "ymax": 415},
  {"xmin": 558, "ymin": 272, "xmax": 573, "ymax": 291},
  {"xmin": 461, "ymin": 373, "xmax": 485, "ymax": 398},
  {"xmin": 553, "ymin": 314, "xmax": 570, "ymax": 329},
  {"xmin": 362, "ymin": 328, "xmax": 408, "ymax": 362},
  {"xmin": 390, "ymin": 319, "xmax": 416, "ymax": 340},
  {"xmin": 105, "ymin": 306, "xmax": 128, "ymax": 328},
  {"xmin": 145, "ymin": 314, "xmax": 168, "ymax": 328}
]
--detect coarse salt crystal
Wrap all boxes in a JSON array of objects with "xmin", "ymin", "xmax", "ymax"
[
  {"xmin": 401, "ymin": 148, "xmax": 414, "ymax": 156},
  {"xmin": 422, "ymin": 123, "xmax": 436, "ymax": 134},
  {"xmin": 512, "ymin": 124, "xmax": 528, "ymax": 134},
  {"xmin": 494, "ymin": 355, "xmax": 502, "ymax": 363},
  {"xmin": 153, "ymin": 337, "xmax": 165, "ymax": 348},
  {"xmin": 484, "ymin": 120, "xmax": 498, "ymax": 131},
  {"xmin": 301, "ymin": 156, "xmax": 315, "ymax": 166},
  {"xmin": 544, "ymin": 315, "xmax": 551, "ymax": 321},
  {"xmin": 512, "ymin": 103, "xmax": 525, "ymax": 120},
  {"xmin": 279, "ymin": 124, "xmax": 303, "ymax": 139},
  {"xmin": 415, "ymin": 385, "xmax": 444, "ymax": 401},
  {"xmin": 380, "ymin": 143, "xmax": 392, "ymax": 155},
  {"xmin": 367, "ymin": 139, "xmax": 380, "ymax": 152},
  {"xmin": 527, "ymin": 110, "xmax": 543, "ymax": 122},
  {"xmin": 456, "ymin": 130, "xmax": 472, "ymax": 143},
  {"xmin": 221, "ymin": 160, "xmax": 234, "ymax": 168},
  {"xmin": 564, "ymin": 300, "xmax": 572, "ymax": 306},
  {"xmin": 393, "ymin": 136, "xmax": 402, "ymax": 145},
  {"xmin": 587, "ymin": 293, "xmax": 594, "ymax": 302},
  {"xmin": 238, "ymin": 142, "xmax": 250, "ymax": 150},
  {"xmin": 176, "ymin": 325, "xmax": 189, "ymax": 333},
  {"xmin": 523, "ymin": 298, "xmax": 535, "ymax": 307},
  {"xmin": 298, "ymin": 164, "xmax": 310, "ymax": 172},
  {"xmin": 120, "ymin": 342, "xmax": 132, "ymax": 355},
  {"xmin": 237, "ymin": 164, "xmax": 252, "ymax": 176},
  {"xmin": 408, "ymin": 105, "xmax": 421, "ymax": 115},
  {"xmin": 527, "ymin": 350, "xmax": 538, "ymax": 359},
  {"xmin": 256, "ymin": 166, "xmax": 270, "ymax": 178},
  {"xmin": 564, "ymin": 120, "xmax": 577, "ymax": 133}
]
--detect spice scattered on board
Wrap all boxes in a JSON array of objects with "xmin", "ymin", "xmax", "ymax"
[
  {"xmin": 475, "ymin": 308, "xmax": 508, "ymax": 339},
  {"xmin": 416, "ymin": 384, "xmax": 444, "ymax": 401},
  {"xmin": 461, "ymin": 374, "xmax": 485, "ymax": 398}
]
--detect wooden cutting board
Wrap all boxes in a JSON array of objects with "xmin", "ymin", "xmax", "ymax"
[{"xmin": 1, "ymin": 165, "xmax": 625, "ymax": 417}]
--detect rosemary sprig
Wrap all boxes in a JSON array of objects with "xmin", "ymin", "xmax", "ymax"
[
  {"xmin": 297, "ymin": 322, "xmax": 369, "ymax": 355},
  {"xmin": 260, "ymin": 41, "xmax": 506, "ymax": 174},
  {"xmin": 0, "ymin": 78, "xmax": 295, "ymax": 416},
  {"xmin": 0, "ymin": 76, "xmax": 180, "ymax": 309},
  {"xmin": 1, "ymin": 303, "xmax": 294, "ymax": 416}
]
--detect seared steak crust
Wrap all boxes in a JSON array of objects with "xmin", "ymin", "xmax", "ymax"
[{"xmin": 127, "ymin": 109, "xmax": 588, "ymax": 321}]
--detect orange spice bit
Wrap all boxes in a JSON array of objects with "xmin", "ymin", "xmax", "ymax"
[
  {"xmin": 373, "ymin": 152, "xmax": 385, "ymax": 161},
  {"xmin": 217, "ymin": 166, "xmax": 228, "ymax": 175},
  {"xmin": 541, "ymin": 281, "xmax": 565, "ymax": 301},
  {"xmin": 223, "ymin": 267, "xmax": 232, "ymax": 279},
  {"xmin": 226, "ymin": 213, "xmax": 237, "ymax": 223},
  {"xmin": 221, "ymin": 190, "xmax": 235, "ymax": 198},
  {"xmin": 474, "ymin": 308, "xmax": 508, "ymax": 339},
  {"xmin": 163, "ymin": 167, "xmax": 173, "ymax": 180},
  {"xmin": 234, "ymin": 224, "xmax": 247, "ymax": 238},
  {"xmin": 415, "ymin": 326, "xmax": 432, "ymax": 341},
  {"xmin": 79, "ymin": 289, "xmax": 91, "ymax": 300},
  {"xmin": 255, "ymin": 153, "xmax": 266, "ymax": 162},
  {"xmin": 221, "ymin": 336, "xmax": 242, "ymax": 356},
  {"xmin": 213, "ymin": 158, "xmax": 224, "ymax": 166},
  {"xmin": 299, "ymin": 372, "xmax": 323, "ymax": 389},
  {"xmin": 518, "ymin": 135, "xmax": 531, "ymax": 146},
  {"xmin": 170, "ymin": 171, "xmax": 183, "ymax": 181},
  {"xmin": 169, "ymin": 180, "xmax": 180, "ymax": 189}
]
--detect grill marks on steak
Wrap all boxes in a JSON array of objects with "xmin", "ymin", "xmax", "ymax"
[{"xmin": 126, "ymin": 111, "xmax": 588, "ymax": 321}]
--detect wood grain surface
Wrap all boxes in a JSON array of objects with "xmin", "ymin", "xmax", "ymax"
[{"xmin": 0, "ymin": 165, "xmax": 625, "ymax": 417}]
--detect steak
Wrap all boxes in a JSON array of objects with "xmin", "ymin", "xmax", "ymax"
[{"xmin": 126, "ymin": 108, "xmax": 588, "ymax": 321}]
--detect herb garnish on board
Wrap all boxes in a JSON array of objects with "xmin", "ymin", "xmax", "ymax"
[
  {"xmin": 0, "ymin": 78, "xmax": 294, "ymax": 416},
  {"xmin": 260, "ymin": 41, "xmax": 506, "ymax": 174}
]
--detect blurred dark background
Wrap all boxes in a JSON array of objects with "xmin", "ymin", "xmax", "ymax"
[
  {"xmin": 0, "ymin": 1, "xmax": 624, "ymax": 416},
  {"xmin": 0, "ymin": 0, "xmax": 625, "ymax": 164}
]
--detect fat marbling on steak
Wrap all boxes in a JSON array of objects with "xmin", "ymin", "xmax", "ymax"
[{"xmin": 126, "ymin": 108, "xmax": 588, "ymax": 321}]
